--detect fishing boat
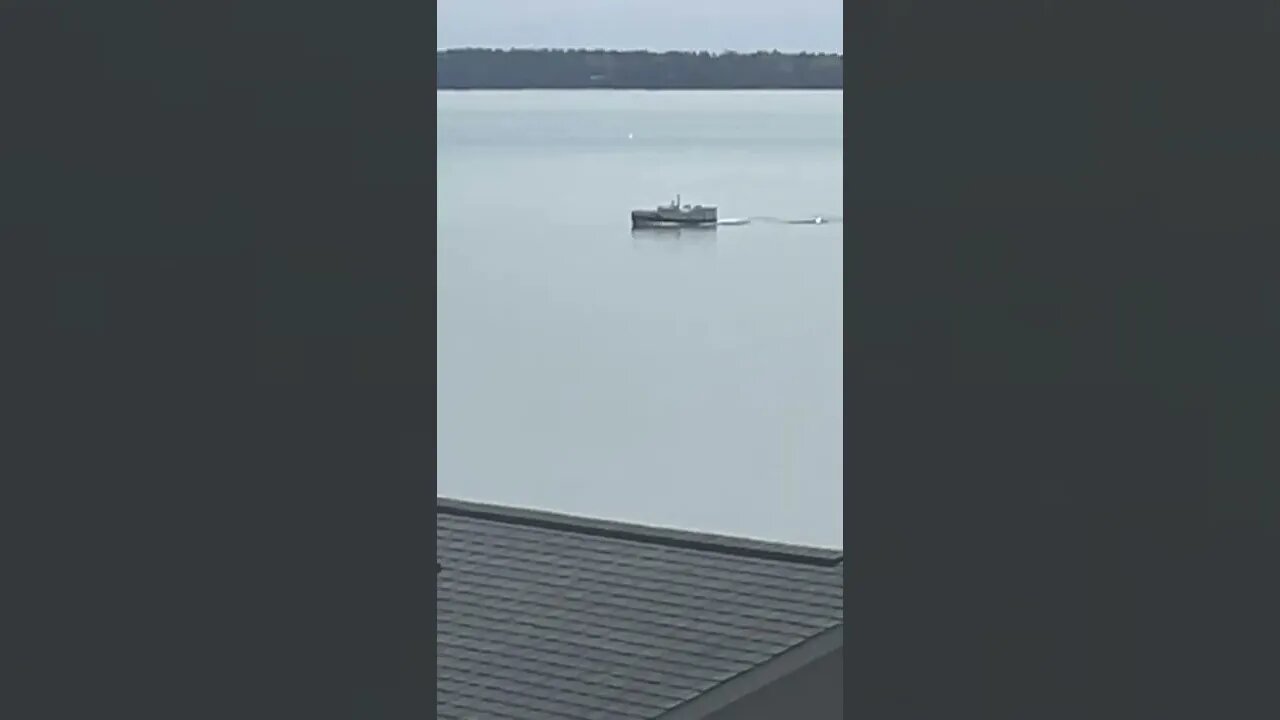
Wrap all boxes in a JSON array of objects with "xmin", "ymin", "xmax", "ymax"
[{"xmin": 630, "ymin": 195, "xmax": 717, "ymax": 228}]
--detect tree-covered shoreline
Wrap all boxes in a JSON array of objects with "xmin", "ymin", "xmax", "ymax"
[{"xmin": 437, "ymin": 48, "xmax": 843, "ymax": 90}]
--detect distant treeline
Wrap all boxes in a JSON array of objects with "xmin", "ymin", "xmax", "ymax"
[{"xmin": 437, "ymin": 48, "xmax": 843, "ymax": 90}]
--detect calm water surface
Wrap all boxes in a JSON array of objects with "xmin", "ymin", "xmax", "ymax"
[{"xmin": 437, "ymin": 90, "xmax": 842, "ymax": 547}]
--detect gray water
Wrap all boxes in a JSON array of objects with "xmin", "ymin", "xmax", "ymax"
[{"xmin": 437, "ymin": 90, "xmax": 843, "ymax": 548}]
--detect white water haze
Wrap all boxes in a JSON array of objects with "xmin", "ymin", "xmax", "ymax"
[{"xmin": 437, "ymin": 90, "xmax": 843, "ymax": 548}]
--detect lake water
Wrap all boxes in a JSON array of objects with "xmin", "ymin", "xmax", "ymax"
[{"xmin": 437, "ymin": 90, "xmax": 843, "ymax": 548}]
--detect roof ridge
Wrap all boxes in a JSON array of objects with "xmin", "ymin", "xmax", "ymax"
[
  {"xmin": 437, "ymin": 497, "xmax": 843, "ymax": 567},
  {"xmin": 656, "ymin": 623, "xmax": 844, "ymax": 719}
]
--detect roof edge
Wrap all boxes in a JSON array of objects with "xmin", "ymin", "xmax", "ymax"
[
  {"xmin": 657, "ymin": 623, "xmax": 844, "ymax": 720},
  {"xmin": 437, "ymin": 497, "xmax": 843, "ymax": 567}
]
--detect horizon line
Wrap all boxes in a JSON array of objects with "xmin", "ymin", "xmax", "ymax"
[{"xmin": 437, "ymin": 46, "xmax": 843, "ymax": 56}]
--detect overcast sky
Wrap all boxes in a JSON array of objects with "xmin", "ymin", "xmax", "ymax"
[{"xmin": 438, "ymin": 0, "xmax": 843, "ymax": 53}]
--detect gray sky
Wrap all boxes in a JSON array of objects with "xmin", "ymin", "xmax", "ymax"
[{"xmin": 437, "ymin": 0, "xmax": 843, "ymax": 53}]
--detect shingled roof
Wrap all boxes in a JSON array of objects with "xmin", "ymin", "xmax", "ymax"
[{"xmin": 437, "ymin": 497, "xmax": 844, "ymax": 720}]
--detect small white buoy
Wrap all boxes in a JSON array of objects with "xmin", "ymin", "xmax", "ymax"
[{"xmin": 627, "ymin": 132, "xmax": 634, "ymax": 140}]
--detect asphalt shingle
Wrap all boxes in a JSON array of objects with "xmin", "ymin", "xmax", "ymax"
[{"xmin": 437, "ymin": 498, "xmax": 844, "ymax": 719}]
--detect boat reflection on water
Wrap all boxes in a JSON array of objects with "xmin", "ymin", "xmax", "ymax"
[{"xmin": 630, "ymin": 225, "xmax": 717, "ymax": 253}]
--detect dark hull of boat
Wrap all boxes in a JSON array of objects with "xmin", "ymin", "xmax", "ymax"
[{"xmin": 631, "ymin": 211, "xmax": 717, "ymax": 228}]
